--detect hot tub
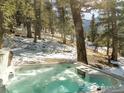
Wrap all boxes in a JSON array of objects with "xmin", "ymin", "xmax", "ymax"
[{"xmin": 6, "ymin": 63, "xmax": 123, "ymax": 93}]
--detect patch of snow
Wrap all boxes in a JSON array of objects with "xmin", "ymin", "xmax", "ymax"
[
  {"xmin": 103, "ymin": 59, "xmax": 124, "ymax": 78},
  {"xmin": 45, "ymin": 52, "xmax": 76, "ymax": 60},
  {"xmin": 59, "ymin": 77, "xmax": 66, "ymax": 81},
  {"xmin": 4, "ymin": 36, "xmax": 76, "ymax": 66},
  {"xmin": 109, "ymin": 67, "xmax": 124, "ymax": 77}
]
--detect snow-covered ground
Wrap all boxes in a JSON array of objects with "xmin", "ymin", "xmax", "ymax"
[
  {"xmin": 103, "ymin": 58, "xmax": 124, "ymax": 78},
  {"xmin": 4, "ymin": 36, "xmax": 76, "ymax": 66}
]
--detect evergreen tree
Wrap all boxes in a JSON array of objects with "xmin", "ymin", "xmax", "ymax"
[
  {"xmin": 70, "ymin": 0, "xmax": 88, "ymax": 64},
  {"xmin": 117, "ymin": 0, "xmax": 124, "ymax": 56},
  {"xmin": 97, "ymin": 0, "xmax": 119, "ymax": 60},
  {"xmin": 34, "ymin": 0, "xmax": 42, "ymax": 42},
  {"xmin": 0, "ymin": 8, "xmax": 4, "ymax": 49},
  {"xmin": 56, "ymin": 0, "xmax": 75, "ymax": 44}
]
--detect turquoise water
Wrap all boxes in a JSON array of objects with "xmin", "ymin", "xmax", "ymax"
[{"xmin": 7, "ymin": 64, "xmax": 121, "ymax": 93}]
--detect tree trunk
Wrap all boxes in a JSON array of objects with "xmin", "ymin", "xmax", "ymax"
[
  {"xmin": 26, "ymin": 18, "xmax": 32, "ymax": 38},
  {"xmin": 49, "ymin": 0, "xmax": 54, "ymax": 37},
  {"xmin": 27, "ymin": 24, "xmax": 32, "ymax": 38},
  {"xmin": 71, "ymin": 33, "xmax": 74, "ymax": 43},
  {"xmin": 107, "ymin": 13, "xmax": 110, "ymax": 56},
  {"xmin": 70, "ymin": 0, "xmax": 88, "ymax": 64},
  {"xmin": 111, "ymin": 26, "xmax": 118, "ymax": 61},
  {"xmin": 0, "ymin": 10, "xmax": 4, "ymax": 49},
  {"xmin": 34, "ymin": 26, "xmax": 37, "ymax": 43},
  {"xmin": 90, "ymin": 14, "xmax": 96, "ymax": 43},
  {"xmin": 61, "ymin": 7, "xmax": 66, "ymax": 44},
  {"xmin": 34, "ymin": 0, "xmax": 41, "ymax": 42},
  {"xmin": 15, "ymin": 11, "xmax": 22, "ymax": 27},
  {"xmin": 63, "ymin": 33, "xmax": 66, "ymax": 44},
  {"xmin": 49, "ymin": 12, "xmax": 54, "ymax": 37},
  {"xmin": 111, "ymin": 10, "xmax": 118, "ymax": 61},
  {"xmin": 0, "ymin": 32, "xmax": 4, "ymax": 49},
  {"xmin": 37, "ymin": 23, "xmax": 41, "ymax": 40},
  {"xmin": 106, "ymin": 38, "xmax": 110, "ymax": 56},
  {"xmin": 49, "ymin": 26, "xmax": 54, "ymax": 37}
]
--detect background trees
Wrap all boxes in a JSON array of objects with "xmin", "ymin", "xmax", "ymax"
[
  {"xmin": 0, "ymin": 0, "xmax": 124, "ymax": 64},
  {"xmin": 117, "ymin": 0, "xmax": 124, "ymax": 57},
  {"xmin": 96, "ymin": 0, "xmax": 124, "ymax": 60},
  {"xmin": 0, "ymin": 0, "xmax": 16, "ymax": 48}
]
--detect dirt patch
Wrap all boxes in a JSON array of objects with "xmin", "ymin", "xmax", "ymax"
[{"xmin": 87, "ymin": 49, "xmax": 113, "ymax": 68}]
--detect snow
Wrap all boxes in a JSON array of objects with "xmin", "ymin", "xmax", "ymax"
[
  {"xmin": 100, "ymin": 55, "xmax": 124, "ymax": 77},
  {"xmin": 4, "ymin": 36, "xmax": 76, "ymax": 66},
  {"xmin": 105, "ymin": 66, "xmax": 124, "ymax": 79},
  {"xmin": 103, "ymin": 64, "xmax": 124, "ymax": 77},
  {"xmin": 46, "ymin": 53, "xmax": 75, "ymax": 59}
]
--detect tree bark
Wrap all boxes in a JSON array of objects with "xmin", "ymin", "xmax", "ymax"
[
  {"xmin": 90, "ymin": 14, "xmax": 96, "ymax": 43},
  {"xmin": 106, "ymin": 38, "xmax": 110, "ymax": 56},
  {"xmin": 26, "ymin": 17, "xmax": 32, "ymax": 38},
  {"xmin": 49, "ymin": 11, "xmax": 54, "ymax": 37},
  {"xmin": 71, "ymin": 33, "xmax": 74, "ymax": 43},
  {"xmin": 70, "ymin": 0, "xmax": 88, "ymax": 64},
  {"xmin": 63, "ymin": 33, "xmax": 66, "ymax": 44},
  {"xmin": 111, "ymin": 22, "xmax": 118, "ymax": 61},
  {"xmin": 15, "ymin": 11, "xmax": 22, "ymax": 27},
  {"xmin": 0, "ymin": 10, "xmax": 4, "ymax": 49},
  {"xmin": 111, "ymin": 10, "xmax": 118, "ymax": 61},
  {"xmin": 107, "ymin": 12, "xmax": 110, "ymax": 56},
  {"xmin": 61, "ymin": 7, "xmax": 66, "ymax": 44},
  {"xmin": 50, "ymin": 0, "xmax": 54, "ymax": 37},
  {"xmin": 34, "ymin": 0, "xmax": 41, "ymax": 42}
]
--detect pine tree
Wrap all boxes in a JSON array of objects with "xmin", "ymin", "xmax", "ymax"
[
  {"xmin": 26, "ymin": 17, "xmax": 32, "ymax": 38},
  {"xmin": 70, "ymin": 0, "xmax": 88, "ymax": 64},
  {"xmin": 97, "ymin": 0, "xmax": 119, "ymax": 60},
  {"xmin": 34, "ymin": 0, "xmax": 42, "ymax": 42},
  {"xmin": 90, "ymin": 14, "xmax": 96, "ymax": 43},
  {"xmin": 0, "ymin": 10, "xmax": 4, "ymax": 49},
  {"xmin": 111, "ymin": 0, "xmax": 118, "ymax": 61},
  {"xmin": 117, "ymin": 0, "xmax": 124, "ymax": 56},
  {"xmin": 97, "ymin": 1, "xmax": 112, "ymax": 55},
  {"xmin": 45, "ymin": 0, "xmax": 54, "ymax": 37},
  {"xmin": 0, "ymin": 0, "xmax": 16, "ymax": 48}
]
